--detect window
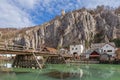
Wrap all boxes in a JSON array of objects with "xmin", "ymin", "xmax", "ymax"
[
  {"xmin": 72, "ymin": 48, "xmax": 74, "ymax": 50},
  {"xmin": 104, "ymin": 50, "xmax": 106, "ymax": 52},
  {"xmin": 107, "ymin": 50, "xmax": 112, "ymax": 52},
  {"xmin": 76, "ymin": 48, "xmax": 77, "ymax": 50}
]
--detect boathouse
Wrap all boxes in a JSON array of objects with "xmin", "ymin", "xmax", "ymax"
[{"xmin": 89, "ymin": 51, "xmax": 100, "ymax": 60}]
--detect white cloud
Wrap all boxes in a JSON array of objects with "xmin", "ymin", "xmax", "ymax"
[
  {"xmin": 0, "ymin": 0, "xmax": 120, "ymax": 28},
  {"xmin": 38, "ymin": 0, "xmax": 77, "ymax": 14},
  {"xmin": 13, "ymin": 0, "xmax": 39, "ymax": 9},
  {"xmin": 38, "ymin": 0, "xmax": 120, "ymax": 12},
  {"xmin": 32, "ymin": 0, "xmax": 120, "ymax": 25},
  {"xmin": 80, "ymin": 0, "xmax": 120, "ymax": 8},
  {"xmin": 0, "ymin": 0, "xmax": 34, "ymax": 28}
]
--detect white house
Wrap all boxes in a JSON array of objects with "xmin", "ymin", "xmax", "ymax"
[
  {"xmin": 70, "ymin": 44, "xmax": 84, "ymax": 55},
  {"xmin": 91, "ymin": 42, "xmax": 116, "ymax": 57},
  {"xmin": 100, "ymin": 43, "xmax": 116, "ymax": 57}
]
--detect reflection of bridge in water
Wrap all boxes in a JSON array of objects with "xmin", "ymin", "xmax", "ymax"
[{"xmin": 0, "ymin": 42, "xmax": 72, "ymax": 69}]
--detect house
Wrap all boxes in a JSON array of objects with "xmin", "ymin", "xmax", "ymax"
[
  {"xmin": 70, "ymin": 44, "xmax": 84, "ymax": 55},
  {"xmin": 101, "ymin": 43, "xmax": 116, "ymax": 57},
  {"xmin": 91, "ymin": 42, "xmax": 116, "ymax": 57}
]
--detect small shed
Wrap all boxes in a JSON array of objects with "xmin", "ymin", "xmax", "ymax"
[{"xmin": 100, "ymin": 53, "xmax": 109, "ymax": 61}]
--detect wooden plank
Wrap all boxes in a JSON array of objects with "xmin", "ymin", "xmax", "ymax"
[
  {"xmin": 59, "ymin": 54, "xmax": 67, "ymax": 63},
  {"xmin": 0, "ymin": 46, "xmax": 72, "ymax": 58},
  {"xmin": 32, "ymin": 52, "xmax": 42, "ymax": 69},
  {"xmin": 0, "ymin": 49, "xmax": 58, "ymax": 56}
]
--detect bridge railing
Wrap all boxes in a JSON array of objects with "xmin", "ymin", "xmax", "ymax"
[
  {"xmin": 0, "ymin": 41, "xmax": 35, "ymax": 51},
  {"xmin": 7, "ymin": 44, "xmax": 28, "ymax": 50}
]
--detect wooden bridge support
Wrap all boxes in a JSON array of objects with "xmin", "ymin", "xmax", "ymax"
[
  {"xmin": 46, "ymin": 54, "xmax": 68, "ymax": 64},
  {"xmin": 12, "ymin": 53, "xmax": 72, "ymax": 69},
  {"xmin": 12, "ymin": 54, "xmax": 44, "ymax": 69}
]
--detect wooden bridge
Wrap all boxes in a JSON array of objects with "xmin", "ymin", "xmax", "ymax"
[{"xmin": 0, "ymin": 41, "xmax": 72, "ymax": 69}]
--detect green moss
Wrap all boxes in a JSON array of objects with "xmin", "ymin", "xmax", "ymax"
[
  {"xmin": 111, "ymin": 38, "xmax": 120, "ymax": 47},
  {"xmin": 94, "ymin": 33, "xmax": 103, "ymax": 43},
  {"xmin": 57, "ymin": 45, "xmax": 62, "ymax": 50},
  {"xmin": 85, "ymin": 40, "xmax": 89, "ymax": 49}
]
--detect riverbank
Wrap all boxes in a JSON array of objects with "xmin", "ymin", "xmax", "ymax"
[
  {"xmin": 0, "ymin": 64, "xmax": 120, "ymax": 80},
  {"xmin": 68, "ymin": 60, "xmax": 99, "ymax": 64}
]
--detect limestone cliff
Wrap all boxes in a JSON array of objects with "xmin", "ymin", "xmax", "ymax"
[{"xmin": 4, "ymin": 7, "xmax": 120, "ymax": 49}]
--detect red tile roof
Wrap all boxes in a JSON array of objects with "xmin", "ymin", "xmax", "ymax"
[{"xmin": 42, "ymin": 47, "xmax": 57, "ymax": 54}]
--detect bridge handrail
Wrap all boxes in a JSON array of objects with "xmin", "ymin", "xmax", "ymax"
[{"xmin": 0, "ymin": 42, "xmax": 36, "ymax": 51}]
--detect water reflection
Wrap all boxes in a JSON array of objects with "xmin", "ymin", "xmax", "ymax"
[
  {"xmin": 0, "ymin": 62, "xmax": 12, "ymax": 68},
  {"xmin": 0, "ymin": 63, "xmax": 120, "ymax": 80},
  {"xmin": 45, "ymin": 68, "xmax": 83, "ymax": 79},
  {"xmin": 44, "ymin": 64, "xmax": 120, "ymax": 80}
]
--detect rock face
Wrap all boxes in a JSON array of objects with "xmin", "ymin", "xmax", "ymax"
[{"xmin": 12, "ymin": 7, "xmax": 120, "ymax": 49}]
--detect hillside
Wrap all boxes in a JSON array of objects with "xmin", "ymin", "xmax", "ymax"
[
  {"xmin": 0, "ymin": 28, "xmax": 18, "ymax": 41},
  {"xmin": 1, "ymin": 6, "xmax": 120, "ymax": 49}
]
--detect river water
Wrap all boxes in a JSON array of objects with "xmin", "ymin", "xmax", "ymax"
[{"xmin": 0, "ymin": 63, "xmax": 120, "ymax": 80}]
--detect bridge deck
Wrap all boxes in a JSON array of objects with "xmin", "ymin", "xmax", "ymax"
[
  {"xmin": 0, "ymin": 49, "xmax": 72, "ymax": 57},
  {"xmin": 0, "ymin": 49, "xmax": 59, "ymax": 56},
  {"xmin": 0, "ymin": 42, "xmax": 72, "ymax": 57},
  {"xmin": 0, "ymin": 42, "xmax": 73, "ymax": 69}
]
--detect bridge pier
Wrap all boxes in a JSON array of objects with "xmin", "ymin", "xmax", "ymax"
[
  {"xmin": 46, "ymin": 54, "xmax": 69, "ymax": 64},
  {"xmin": 0, "ymin": 42, "xmax": 73, "ymax": 69},
  {"xmin": 12, "ymin": 54, "xmax": 44, "ymax": 69},
  {"xmin": 12, "ymin": 54, "xmax": 72, "ymax": 69}
]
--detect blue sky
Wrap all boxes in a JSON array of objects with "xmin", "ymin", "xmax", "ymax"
[{"xmin": 0, "ymin": 0, "xmax": 120, "ymax": 28}]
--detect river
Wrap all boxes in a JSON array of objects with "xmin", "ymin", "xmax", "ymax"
[{"xmin": 0, "ymin": 63, "xmax": 120, "ymax": 80}]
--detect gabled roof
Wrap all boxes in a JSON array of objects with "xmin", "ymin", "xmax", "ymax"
[
  {"xmin": 102, "ymin": 42, "xmax": 116, "ymax": 48},
  {"xmin": 90, "ymin": 51, "xmax": 100, "ymax": 55},
  {"xmin": 70, "ymin": 44, "xmax": 83, "ymax": 46},
  {"xmin": 91, "ymin": 42, "xmax": 115, "ymax": 50},
  {"xmin": 42, "ymin": 47, "xmax": 57, "ymax": 54}
]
